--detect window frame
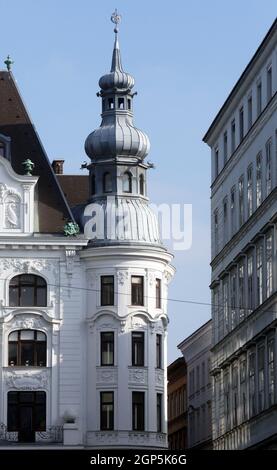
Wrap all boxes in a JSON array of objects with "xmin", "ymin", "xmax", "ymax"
[
  {"xmin": 131, "ymin": 275, "xmax": 144, "ymax": 306},
  {"xmin": 100, "ymin": 332, "xmax": 114, "ymax": 366},
  {"xmin": 9, "ymin": 274, "xmax": 47, "ymax": 307},
  {"xmin": 8, "ymin": 329, "xmax": 47, "ymax": 367},
  {"xmin": 132, "ymin": 331, "xmax": 145, "ymax": 367},
  {"xmin": 100, "ymin": 275, "xmax": 114, "ymax": 306},
  {"xmin": 132, "ymin": 391, "xmax": 145, "ymax": 431},
  {"xmin": 100, "ymin": 391, "xmax": 114, "ymax": 431}
]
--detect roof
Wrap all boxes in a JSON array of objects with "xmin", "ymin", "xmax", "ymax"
[
  {"xmin": 177, "ymin": 319, "xmax": 212, "ymax": 350},
  {"xmin": 57, "ymin": 175, "xmax": 89, "ymax": 208},
  {"xmin": 203, "ymin": 18, "xmax": 277, "ymax": 143},
  {"xmin": 0, "ymin": 71, "xmax": 74, "ymax": 233}
]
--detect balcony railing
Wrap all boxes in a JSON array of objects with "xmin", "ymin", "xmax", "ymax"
[{"xmin": 0, "ymin": 423, "xmax": 63, "ymax": 444}]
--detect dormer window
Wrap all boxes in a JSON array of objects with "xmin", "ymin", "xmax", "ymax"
[
  {"xmin": 123, "ymin": 172, "xmax": 132, "ymax": 193},
  {"xmin": 103, "ymin": 172, "xmax": 112, "ymax": 193},
  {"xmin": 118, "ymin": 98, "xmax": 124, "ymax": 109}
]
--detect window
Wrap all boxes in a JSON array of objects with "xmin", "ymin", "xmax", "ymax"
[
  {"xmin": 258, "ymin": 345, "xmax": 265, "ymax": 412},
  {"xmin": 214, "ymin": 147, "xmax": 219, "ymax": 178},
  {"xmin": 230, "ymin": 270, "xmax": 237, "ymax": 329},
  {"xmin": 8, "ymin": 391, "xmax": 46, "ymax": 434},
  {"xmin": 155, "ymin": 278, "xmax": 161, "ymax": 308},
  {"xmin": 8, "ymin": 330, "xmax": 46, "ymax": 366},
  {"xmin": 103, "ymin": 172, "xmax": 112, "ymax": 193},
  {"xmin": 230, "ymin": 187, "xmax": 236, "ymax": 235},
  {"xmin": 139, "ymin": 174, "xmax": 144, "ymax": 195},
  {"xmin": 266, "ymin": 139, "xmax": 272, "ymax": 196},
  {"xmin": 238, "ymin": 176, "xmax": 244, "ymax": 227},
  {"xmin": 201, "ymin": 361, "xmax": 205, "ymax": 388},
  {"xmin": 156, "ymin": 334, "xmax": 162, "ymax": 369},
  {"xmin": 238, "ymin": 261, "xmax": 245, "ymax": 321},
  {"xmin": 132, "ymin": 392, "xmax": 144, "ymax": 431},
  {"xmin": 268, "ymin": 338, "xmax": 275, "ymax": 406},
  {"xmin": 213, "ymin": 287, "xmax": 219, "ymax": 342},
  {"xmin": 247, "ymin": 165, "xmax": 253, "ymax": 217},
  {"xmin": 267, "ymin": 66, "xmax": 272, "ymax": 102},
  {"xmin": 196, "ymin": 365, "xmax": 200, "ymax": 390},
  {"xmin": 101, "ymin": 276, "xmax": 114, "ymax": 306},
  {"xmin": 231, "ymin": 120, "xmax": 236, "ymax": 153},
  {"xmin": 189, "ymin": 369, "xmax": 195, "ymax": 396},
  {"xmin": 223, "ymin": 197, "xmax": 228, "ymax": 243},
  {"xmin": 100, "ymin": 392, "xmax": 114, "ymax": 430},
  {"xmin": 248, "ymin": 95, "xmax": 253, "ymax": 129},
  {"xmin": 91, "ymin": 174, "xmax": 96, "ymax": 195},
  {"xmin": 214, "ymin": 210, "xmax": 219, "ymax": 254},
  {"xmin": 9, "ymin": 275, "xmax": 47, "ymax": 307},
  {"xmin": 131, "ymin": 276, "xmax": 144, "ymax": 306},
  {"xmin": 247, "ymin": 254, "xmax": 254, "ymax": 312},
  {"xmin": 249, "ymin": 351, "xmax": 256, "ymax": 417},
  {"xmin": 257, "ymin": 243, "xmax": 263, "ymax": 305},
  {"xmin": 224, "ymin": 369, "xmax": 230, "ymax": 430},
  {"xmin": 223, "ymin": 278, "xmax": 229, "ymax": 334},
  {"xmin": 239, "ymin": 107, "xmax": 244, "ymax": 142},
  {"xmin": 132, "ymin": 332, "xmax": 144, "ymax": 366},
  {"xmin": 223, "ymin": 131, "xmax": 228, "ymax": 164},
  {"xmin": 108, "ymin": 98, "xmax": 114, "ymax": 109},
  {"xmin": 240, "ymin": 358, "xmax": 247, "ymax": 422},
  {"xmin": 257, "ymin": 81, "xmax": 262, "ymax": 115},
  {"xmin": 266, "ymin": 233, "xmax": 273, "ymax": 298},
  {"xmin": 232, "ymin": 365, "xmax": 238, "ymax": 427},
  {"xmin": 101, "ymin": 332, "xmax": 114, "ymax": 366},
  {"xmin": 122, "ymin": 171, "xmax": 132, "ymax": 193},
  {"xmin": 118, "ymin": 97, "xmax": 124, "ymax": 109},
  {"xmin": 127, "ymin": 98, "xmax": 132, "ymax": 110},
  {"xmin": 157, "ymin": 394, "xmax": 162, "ymax": 432},
  {"xmin": 256, "ymin": 153, "xmax": 262, "ymax": 208}
]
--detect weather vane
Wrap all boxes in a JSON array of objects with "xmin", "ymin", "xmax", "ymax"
[
  {"xmin": 111, "ymin": 9, "xmax": 122, "ymax": 33},
  {"xmin": 4, "ymin": 55, "xmax": 14, "ymax": 72}
]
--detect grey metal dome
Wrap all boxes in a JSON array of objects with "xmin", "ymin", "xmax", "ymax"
[{"xmin": 99, "ymin": 37, "xmax": 135, "ymax": 91}]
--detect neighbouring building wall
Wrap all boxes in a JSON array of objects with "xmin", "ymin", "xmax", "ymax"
[{"xmin": 167, "ymin": 357, "xmax": 187, "ymax": 450}]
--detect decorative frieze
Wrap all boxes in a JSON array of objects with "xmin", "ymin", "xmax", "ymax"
[
  {"xmin": 4, "ymin": 368, "xmax": 50, "ymax": 391},
  {"xmin": 128, "ymin": 367, "xmax": 148, "ymax": 385},
  {"xmin": 155, "ymin": 369, "xmax": 164, "ymax": 387},
  {"xmin": 96, "ymin": 367, "xmax": 117, "ymax": 384}
]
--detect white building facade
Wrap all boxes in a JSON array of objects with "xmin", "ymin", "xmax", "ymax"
[
  {"xmin": 0, "ymin": 16, "xmax": 174, "ymax": 448},
  {"xmin": 203, "ymin": 19, "xmax": 277, "ymax": 449},
  {"xmin": 178, "ymin": 320, "xmax": 212, "ymax": 449}
]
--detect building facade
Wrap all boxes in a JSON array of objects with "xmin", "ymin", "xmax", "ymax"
[
  {"xmin": 203, "ymin": 19, "xmax": 277, "ymax": 449},
  {"xmin": 0, "ymin": 14, "xmax": 174, "ymax": 448},
  {"xmin": 178, "ymin": 320, "xmax": 212, "ymax": 449},
  {"xmin": 167, "ymin": 357, "xmax": 187, "ymax": 450}
]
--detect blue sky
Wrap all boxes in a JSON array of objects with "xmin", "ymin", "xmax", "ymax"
[{"xmin": 1, "ymin": 0, "xmax": 276, "ymax": 362}]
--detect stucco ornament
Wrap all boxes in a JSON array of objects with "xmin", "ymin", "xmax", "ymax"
[
  {"xmin": 22, "ymin": 159, "xmax": 35, "ymax": 176},
  {"xmin": 5, "ymin": 370, "xmax": 49, "ymax": 390},
  {"xmin": 63, "ymin": 221, "xmax": 80, "ymax": 236}
]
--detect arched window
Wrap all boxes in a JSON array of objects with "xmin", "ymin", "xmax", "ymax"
[
  {"xmin": 103, "ymin": 172, "xmax": 112, "ymax": 193},
  {"xmin": 9, "ymin": 274, "xmax": 47, "ymax": 307},
  {"xmin": 139, "ymin": 174, "xmax": 145, "ymax": 195},
  {"xmin": 122, "ymin": 172, "xmax": 132, "ymax": 193},
  {"xmin": 91, "ymin": 174, "xmax": 96, "ymax": 195},
  {"xmin": 8, "ymin": 330, "xmax": 47, "ymax": 366}
]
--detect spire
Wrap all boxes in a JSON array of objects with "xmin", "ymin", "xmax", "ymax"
[{"xmin": 110, "ymin": 9, "xmax": 123, "ymax": 72}]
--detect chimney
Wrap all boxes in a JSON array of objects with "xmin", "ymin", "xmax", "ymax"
[{"xmin": 52, "ymin": 159, "xmax": 65, "ymax": 175}]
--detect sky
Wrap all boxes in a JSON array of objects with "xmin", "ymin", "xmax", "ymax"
[{"xmin": 0, "ymin": 0, "xmax": 276, "ymax": 362}]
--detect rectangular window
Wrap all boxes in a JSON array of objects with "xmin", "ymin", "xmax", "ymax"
[
  {"xmin": 247, "ymin": 165, "xmax": 253, "ymax": 217},
  {"xmin": 131, "ymin": 276, "xmax": 144, "ymax": 306},
  {"xmin": 223, "ymin": 131, "xmax": 228, "ymax": 164},
  {"xmin": 268, "ymin": 339, "xmax": 275, "ymax": 406},
  {"xmin": 223, "ymin": 278, "xmax": 229, "ymax": 334},
  {"xmin": 232, "ymin": 365, "xmax": 238, "ymax": 427},
  {"xmin": 266, "ymin": 233, "xmax": 273, "ymax": 298},
  {"xmin": 266, "ymin": 139, "xmax": 272, "ymax": 196},
  {"xmin": 132, "ymin": 392, "xmax": 145, "ymax": 431},
  {"xmin": 155, "ymin": 278, "xmax": 161, "ymax": 309},
  {"xmin": 224, "ymin": 370, "xmax": 230, "ymax": 430},
  {"xmin": 247, "ymin": 254, "xmax": 254, "ymax": 312},
  {"xmin": 258, "ymin": 345, "xmax": 265, "ymax": 412},
  {"xmin": 157, "ymin": 394, "xmax": 162, "ymax": 432},
  {"xmin": 239, "ymin": 107, "xmax": 244, "ymax": 142},
  {"xmin": 201, "ymin": 361, "xmax": 205, "ymax": 388},
  {"xmin": 132, "ymin": 332, "xmax": 144, "ymax": 366},
  {"xmin": 256, "ymin": 153, "xmax": 262, "ymax": 208},
  {"xmin": 214, "ymin": 210, "xmax": 219, "ymax": 254},
  {"xmin": 214, "ymin": 147, "xmax": 219, "ymax": 178},
  {"xmin": 189, "ymin": 369, "xmax": 195, "ymax": 396},
  {"xmin": 240, "ymin": 358, "xmax": 247, "ymax": 422},
  {"xmin": 231, "ymin": 187, "xmax": 236, "ymax": 235},
  {"xmin": 101, "ymin": 276, "xmax": 114, "ymax": 306},
  {"xmin": 101, "ymin": 332, "xmax": 114, "ymax": 366},
  {"xmin": 257, "ymin": 243, "xmax": 263, "ymax": 305},
  {"xmin": 156, "ymin": 334, "xmax": 162, "ymax": 369},
  {"xmin": 230, "ymin": 270, "xmax": 237, "ymax": 329},
  {"xmin": 267, "ymin": 66, "xmax": 272, "ymax": 102},
  {"xmin": 248, "ymin": 95, "xmax": 253, "ymax": 129},
  {"xmin": 100, "ymin": 391, "xmax": 114, "ymax": 430},
  {"xmin": 196, "ymin": 365, "xmax": 200, "ymax": 390},
  {"xmin": 223, "ymin": 197, "xmax": 228, "ymax": 243},
  {"xmin": 238, "ymin": 176, "xmax": 244, "ymax": 227},
  {"xmin": 249, "ymin": 351, "xmax": 256, "ymax": 417},
  {"xmin": 257, "ymin": 81, "xmax": 262, "ymax": 115},
  {"xmin": 239, "ymin": 261, "xmax": 245, "ymax": 322},
  {"xmin": 231, "ymin": 119, "xmax": 236, "ymax": 153}
]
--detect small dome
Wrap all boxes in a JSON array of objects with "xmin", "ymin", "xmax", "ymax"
[{"xmin": 85, "ymin": 115, "xmax": 150, "ymax": 160}]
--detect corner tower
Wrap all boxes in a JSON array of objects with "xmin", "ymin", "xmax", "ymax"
[{"xmin": 81, "ymin": 11, "xmax": 174, "ymax": 449}]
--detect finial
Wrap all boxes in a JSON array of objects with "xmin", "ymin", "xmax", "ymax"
[
  {"xmin": 22, "ymin": 159, "xmax": 34, "ymax": 176},
  {"xmin": 4, "ymin": 55, "xmax": 14, "ymax": 72},
  {"xmin": 111, "ymin": 9, "xmax": 121, "ymax": 34}
]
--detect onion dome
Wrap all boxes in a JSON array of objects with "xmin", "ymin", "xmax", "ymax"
[{"xmin": 99, "ymin": 36, "xmax": 135, "ymax": 92}]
